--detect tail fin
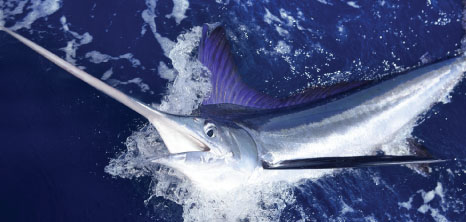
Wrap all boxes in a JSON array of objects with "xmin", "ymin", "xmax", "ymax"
[{"xmin": 0, "ymin": 26, "xmax": 162, "ymax": 121}]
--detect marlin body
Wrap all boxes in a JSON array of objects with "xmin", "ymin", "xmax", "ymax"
[
  {"xmin": 2, "ymin": 25, "xmax": 465, "ymax": 189},
  {"xmin": 240, "ymin": 57, "xmax": 465, "ymax": 163}
]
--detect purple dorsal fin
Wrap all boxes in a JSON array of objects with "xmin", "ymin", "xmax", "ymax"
[
  {"xmin": 199, "ymin": 25, "xmax": 273, "ymax": 107},
  {"xmin": 198, "ymin": 25, "xmax": 368, "ymax": 109}
]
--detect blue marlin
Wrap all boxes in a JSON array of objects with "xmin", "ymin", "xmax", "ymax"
[{"xmin": 1, "ymin": 25, "xmax": 464, "ymax": 188}]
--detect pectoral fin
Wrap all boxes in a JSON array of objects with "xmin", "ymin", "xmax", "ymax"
[{"xmin": 262, "ymin": 155, "xmax": 445, "ymax": 170}]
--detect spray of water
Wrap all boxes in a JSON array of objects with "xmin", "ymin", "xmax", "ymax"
[{"xmin": 102, "ymin": 26, "xmax": 308, "ymax": 221}]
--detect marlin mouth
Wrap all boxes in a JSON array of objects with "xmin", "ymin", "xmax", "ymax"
[{"xmin": 188, "ymin": 134, "xmax": 211, "ymax": 152}]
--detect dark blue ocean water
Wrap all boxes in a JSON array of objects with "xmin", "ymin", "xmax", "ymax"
[{"xmin": 0, "ymin": 0, "xmax": 465, "ymax": 221}]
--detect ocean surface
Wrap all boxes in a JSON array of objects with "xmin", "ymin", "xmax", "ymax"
[{"xmin": 1, "ymin": 0, "xmax": 465, "ymax": 221}]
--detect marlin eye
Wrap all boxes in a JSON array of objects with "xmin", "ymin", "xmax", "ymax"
[
  {"xmin": 204, "ymin": 123, "xmax": 216, "ymax": 138},
  {"xmin": 206, "ymin": 129, "xmax": 214, "ymax": 137}
]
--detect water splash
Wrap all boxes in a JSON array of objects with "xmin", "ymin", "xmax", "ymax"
[
  {"xmin": 0, "ymin": 0, "xmax": 61, "ymax": 30},
  {"xmin": 104, "ymin": 25, "xmax": 306, "ymax": 221},
  {"xmin": 155, "ymin": 26, "xmax": 211, "ymax": 115}
]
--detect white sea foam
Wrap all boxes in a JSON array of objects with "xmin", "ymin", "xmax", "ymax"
[
  {"xmin": 0, "ymin": 0, "xmax": 27, "ymax": 27},
  {"xmin": 107, "ymin": 77, "xmax": 151, "ymax": 93},
  {"xmin": 155, "ymin": 26, "xmax": 211, "ymax": 115},
  {"xmin": 347, "ymin": 1, "xmax": 361, "ymax": 9},
  {"xmin": 0, "ymin": 9, "xmax": 4, "ymax": 27},
  {"xmin": 398, "ymin": 179, "xmax": 463, "ymax": 222},
  {"xmin": 340, "ymin": 199, "xmax": 355, "ymax": 214},
  {"xmin": 316, "ymin": 0, "xmax": 334, "ymax": 6},
  {"xmin": 84, "ymin": 50, "xmax": 146, "ymax": 92},
  {"xmin": 406, "ymin": 183, "xmax": 450, "ymax": 222},
  {"xmin": 215, "ymin": 0, "xmax": 230, "ymax": 4},
  {"xmin": 263, "ymin": 8, "xmax": 282, "ymax": 25},
  {"xmin": 59, "ymin": 16, "xmax": 93, "ymax": 65},
  {"xmin": 275, "ymin": 26, "xmax": 289, "ymax": 37},
  {"xmin": 262, "ymin": 7, "xmax": 312, "ymax": 77},
  {"xmin": 142, "ymin": 0, "xmax": 175, "ymax": 57},
  {"xmin": 398, "ymin": 196, "xmax": 413, "ymax": 210},
  {"xmin": 279, "ymin": 8, "xmax": 304, "ymax": 30},
  {"xmin": 275, "ymin": 40, "xmax": 291, "ymax": 54},
  {"xmin": 157, "ymin": 61, "xmax": 176, "ymax": 81},
  {"xmin": 5, "ymin": 0, "xmax": 61, "ymax": 30},
  {"xmin": 100, "ymin": 68, "xmax": 113, "ymax": 81},
  {"xmin": 263, "ymin": 7, "xmax": 302, "ymax": 37},
  {"xmin": 85, "ymin": 51, "xmax": 141, "ymax": 67},
  {"xmin": 165, "ymin": 0, "xmax": 189, "ymax": 25},
  {"xmin": 5, "ymin": 0, "xmax": 27, "ymax": 14},
  {"xmin": 364, "ymin": 215, "xmax": 378, "ymax": 222}
]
